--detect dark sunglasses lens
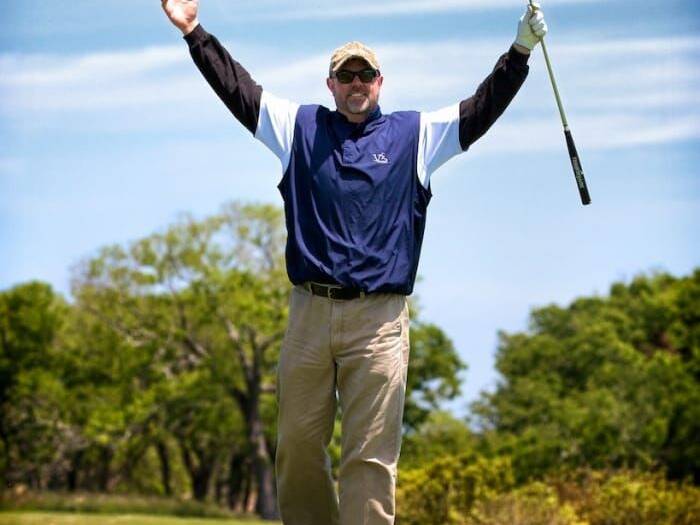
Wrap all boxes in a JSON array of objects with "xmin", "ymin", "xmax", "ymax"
[
  {"xmin": 359, "ymin": 69, "xmax": 377, "ymax": 82},
  {"xmin": 335, "ymin": 71, "xmax": 354, "ymax": 83}
]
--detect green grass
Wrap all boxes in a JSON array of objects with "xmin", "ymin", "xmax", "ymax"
[
  {"xmin": 0, "ymin": 511, "xmax": 279, "ymax": 525},
  {"xmin": 0, "ymin": 492, "xmax": 261, "ymax": 520}
]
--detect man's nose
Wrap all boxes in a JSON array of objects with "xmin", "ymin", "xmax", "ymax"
[{"xmin": 351, "ymin": 75, "xmax": 364, "ymax": 88}]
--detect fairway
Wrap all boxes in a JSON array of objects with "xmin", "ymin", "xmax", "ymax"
[{"xmin": 0, "ymin": 512, "xmax": 280, "ymax": 525}]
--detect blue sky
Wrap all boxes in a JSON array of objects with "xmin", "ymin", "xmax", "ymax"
[{"xmin": 2, "ymin": 0, "xmax": 699, "ymax": 418}]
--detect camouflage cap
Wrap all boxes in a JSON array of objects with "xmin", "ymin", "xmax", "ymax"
[{"xmin": 329, "ymin": 41, "xmax": 380, "ymax": 76}]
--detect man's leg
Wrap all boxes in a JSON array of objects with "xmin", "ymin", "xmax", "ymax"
[
  {"xmin": 335, "ymin": 294, "xmax": 410, "ymax": 525},
  {"xmin": 276, "ymin": 286, "xmax": 340, "ymax": 525}
]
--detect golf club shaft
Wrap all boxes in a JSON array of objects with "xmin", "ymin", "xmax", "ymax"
[
  {"xmin": 528, "ymin": 1, "xmax": 591, "ymax": 205},
  {"xmin": 539, "ymin": 37, "xmax": 567, "ymax": 127}
]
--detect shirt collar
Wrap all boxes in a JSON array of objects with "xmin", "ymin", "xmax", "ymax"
[{"xmin": 331, "ymin": 105, "xmax": 384, "ymax": 137}]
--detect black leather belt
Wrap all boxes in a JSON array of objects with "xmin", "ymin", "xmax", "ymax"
[{"xmin": 303, "ymin": 282, "xmax": 366, "ymax": 300}]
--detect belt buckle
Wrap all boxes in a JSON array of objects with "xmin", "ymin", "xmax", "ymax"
[
  {"xmin": 309, "ymin": 282, "xmax": 337, "ymax": 299},
  {"xmin": 326, "ymin": 284, "xmax": 342, "ymax": 299}
]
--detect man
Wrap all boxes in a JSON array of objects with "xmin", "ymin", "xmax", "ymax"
[{"xmin": 161, "ymin": 1, "xmax": 547, "ymax": 524}]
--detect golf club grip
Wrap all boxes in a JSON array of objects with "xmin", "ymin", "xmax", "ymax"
[{"xmin": 564, "ymin": 128, "xmax": 591, "ymax": 205}]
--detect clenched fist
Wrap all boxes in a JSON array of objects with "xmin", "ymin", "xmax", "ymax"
[{"xmin": 161, "ymin": 0, "xmax": 200, "ymax": 35}]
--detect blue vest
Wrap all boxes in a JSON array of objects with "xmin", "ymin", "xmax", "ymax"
[{"xmin": 277, "ymin": 105, "xmax": 431, "ymax": 295}]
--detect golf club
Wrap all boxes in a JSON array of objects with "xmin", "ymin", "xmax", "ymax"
[{"xmin": 529, "ymin": 0, "xmax": 591, "ymax": 206}]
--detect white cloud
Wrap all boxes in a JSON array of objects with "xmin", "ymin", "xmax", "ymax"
[
  {"xmin": 1, "ymin": 32, "xmax": 698, "ymax": 152},
  {"xmin": 0, "ymin": 46, "xmax": 185, "ymax": 87},
  {"xmin": 470, "ymin": 113, "xmax": 700, "ymax": 156}
]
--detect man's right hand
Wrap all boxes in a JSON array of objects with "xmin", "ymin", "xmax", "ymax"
[{"xmin": 161, "ymin": 0, "xmax": 200, "ymax": 36}]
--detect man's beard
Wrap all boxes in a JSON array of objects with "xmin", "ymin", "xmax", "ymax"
[{"xmin": 346, "ymin": 93, "xmax": 370, "ymax": 114}]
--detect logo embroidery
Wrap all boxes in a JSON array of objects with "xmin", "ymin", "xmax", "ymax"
[{"xmin": 372, "ymin": 153, "xmax": 389, "ymax": 164}]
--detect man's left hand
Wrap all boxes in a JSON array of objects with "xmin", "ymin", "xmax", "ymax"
[{"xmin": 514, "ymin": 2, "xmax": 548, "ymax": 52}]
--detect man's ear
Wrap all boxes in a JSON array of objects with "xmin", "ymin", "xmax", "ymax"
[{"xmin": 326, "ymin": 77, "xmax": 335, "ymax": 94}]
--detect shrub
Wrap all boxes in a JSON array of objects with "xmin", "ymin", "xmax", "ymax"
[
  {"xmin": 554, "ymin": 470, "xmax": 700, "ymax": 525},
  {"xmin": 468, "ymin": 482, "xmax": 584, "ymax": 525},
  {"xmin": 396, "ymin": 454, "xmax": 514, "ymax": 525},
  {"xmin": 396, "ymin": 458, "xmax": 700, "ymax": 525}
]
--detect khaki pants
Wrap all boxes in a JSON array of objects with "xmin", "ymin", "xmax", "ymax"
[{"xmin": 275, "ymin": 284, "xmax": 410, "ymax": 525}]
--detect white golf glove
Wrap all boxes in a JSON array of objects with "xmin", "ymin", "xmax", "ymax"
[{"xmin": 514, "ymin": 2, "xmax": 548, "ymax": 51}]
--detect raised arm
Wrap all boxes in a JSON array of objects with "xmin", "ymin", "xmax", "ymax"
[
  {"xmin": 457, "ymin": 45, "xmax": 529, "ymax": 150},
  {"xmin": 417, "ymin": 3, "xmax": 547, "ymax": 188},
  {"xmin": 162, "ymin": 0, "xmax": 261, "ymax": 133},
  {"xmin": 161, "ymin": 0, "xmax": 299, "ymax": 170},
  {"xmin": 459, "ymin": 2, "xmax": 547, "ymax": 148}
]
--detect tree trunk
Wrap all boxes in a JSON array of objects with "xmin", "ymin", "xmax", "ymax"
[
  {"xmin": 156, "ymin": 440, "xmax": 172, "ymax": 496},
  {"xmin": 231, "ymin": 378, "xmax": 278, "ymax": 519},
  {"xmin": 215, "ymin": 473, "xmax": 224, "ymax": 506},
  {"xmin": 238, "ymin": 456, "xmax": 254, "ymax": 514},
  {"xmin": 246, "ymin": 402, "xmax": 278, "ymax": 519},
  {"xmin": 246, "ymin": 474, "xmax": 258, "ymax": 514},
  {"xmin": 0, "ymin": 418, "xmax": 11, "ymax": 486},
  {"xmin": 227, "ymin": 449, "xmax": 246, "ymax": 510},
  {"xmin": 253, "ymin": 435, "xmax": 277, "ymax": 519},
  {"xmin": 180, "ymin": 442, "xmax": 215, "ymax": 502},
  {"xmin": 192, "ymin": 466, "xmax": 211, "ymax": 501},
  {"xmin": 98, "ymin": 446, "xmax": 113, "ymax": 492},
  {"xmin": 66, "ymin": 449, "xmax": 83, "ymax": 491}
]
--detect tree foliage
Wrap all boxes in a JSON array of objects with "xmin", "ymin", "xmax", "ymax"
[
  {"xmin": 404, "ymin": 320, "xmax": 466, "ymax": 431},
  {"xmin": 472, "ymin": 270, "xmax": 700, "ymax": 482},
  {"xmin": 0, "ymin": 281, "xmax": 68, "ymax": 489}
]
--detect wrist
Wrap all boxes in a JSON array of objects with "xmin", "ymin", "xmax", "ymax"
[
  {"xmin": 513, "ymin": 42, "xmax": 531, "ymax": 55},
  {"xmin": 181, "ymin": 19, "xmax": 200, "ymax": 36}
]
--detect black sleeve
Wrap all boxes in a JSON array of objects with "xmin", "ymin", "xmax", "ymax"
[
  {"xmin": 458, "ymin": 45, "xmax": 530, "ymax": 150},
  {"xmin": 183, "ymin": 24, "xmax": 262, "ymax": 135}
]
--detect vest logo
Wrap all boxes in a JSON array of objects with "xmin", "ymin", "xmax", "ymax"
[{"xmin": 372, "ymin": 153, "xmax": 389, "ymax": 164}]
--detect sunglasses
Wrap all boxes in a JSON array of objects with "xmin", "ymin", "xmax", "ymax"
[{"xmin": 333, "ymin": 68, "xmax": 380, "ymax": 84}]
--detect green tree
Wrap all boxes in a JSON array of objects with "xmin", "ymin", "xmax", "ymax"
[
  {"xmin": 71, "ymin": 202, "xmax": 287, "ymax": 518},
  {"xmin": 0, "ymin": 282, "xmax": 68, "ymax": 489},
  {"xmin": 56, "ymin": 302, "xmax": 175, "ymax": 494},
  {"xmin": 472, "ymin": 269, "xmax": 700, "ymax": 482},
  {"xmin": 399, "ymin": 410, "xmax": 476, "ymax": 469},
  {"xmin": 404, "ymin": 316, "xmax": 466, "ymax": 431},
  {"xmin": 161, "ymin": 369, "xmax": 243, "ymax": 501}
]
